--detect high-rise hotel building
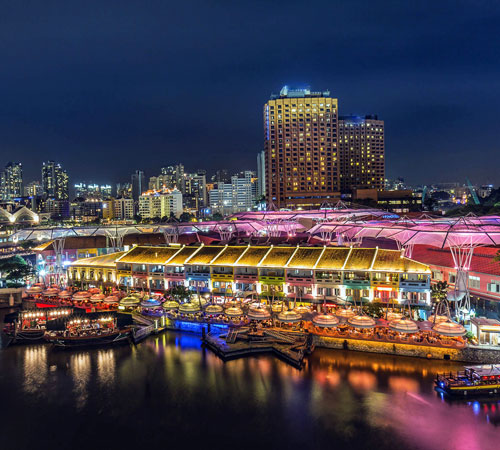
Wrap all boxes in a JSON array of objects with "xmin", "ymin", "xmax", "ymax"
[
  {"xmin": 264, "ymin": 87, "xmax": 339, "ymax": 209},
  {"xmin": 338, "ymin": 115, "xmax": 385, "ymax": 192}
]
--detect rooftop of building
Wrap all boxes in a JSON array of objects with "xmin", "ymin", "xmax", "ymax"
[
  {"xmin": 71, "ymin": 244, "xmax": 430, "ymax": 273},
  {"xmin": 270, "ymin": 86, "xmax": 331, "ymax": 100},
  {"xmin": 140, "ymin": 187, "xmax": 181, "ymax": 196},
  {"xmin": 339, "ymin": 114, "xmax": 381, "ymax": 122},
  {"xmin": 70, "ymin": 251, "xmax": 126, "ymax": 268}
]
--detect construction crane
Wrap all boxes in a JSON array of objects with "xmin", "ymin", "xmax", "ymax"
[{"xmin": 466, "ymin": 178, "xmax": 480, "ymax": 205}]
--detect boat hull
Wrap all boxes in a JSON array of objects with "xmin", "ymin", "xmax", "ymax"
[
  {"xmin": 4, "ymin": 329, "xmax": 46, "ymax": 344},
  {"xmin": 45, "ymin": 329, "xmax": 131, "ymax": 349},
  {"xmin": 435, "ymin": 383, "xmax": 500, "ymax": 397}
]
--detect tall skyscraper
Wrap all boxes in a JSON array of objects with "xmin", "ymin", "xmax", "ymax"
[
  {"xmin": 42, "ymin": 161, "xmax": 69, "ymax": 200},
  {"xmin": 131, "ymin": 170, "xmax": 146, "ymax": 201},
  {"xmin": 264, "ymin": 86, "xmax": 339, "ymax": 209},
  {"xmin": 338, "ymin": 115, "xmax": 385, "ymax": 192},
  {"xmin": 256, "ymin": 150, "xmax": 266, "ymax": 199},
  {"xmin": 184, "ymin": 171, "xmax": 207, "ymax": 211},
  {"xmin": 0, "ymin": 162, "xmax": 23, "ymax": 200}
]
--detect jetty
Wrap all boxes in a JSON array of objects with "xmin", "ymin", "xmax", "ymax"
[{"xmin": 202, "ymin": 326, "xmax": 314, "ymax": 369}]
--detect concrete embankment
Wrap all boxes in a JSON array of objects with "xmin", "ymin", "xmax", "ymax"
[{"xmin": 314, "ymin": 335, "xmax": 500, "ymax": 363}]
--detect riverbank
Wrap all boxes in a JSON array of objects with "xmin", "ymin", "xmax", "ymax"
[
  {"xmin": 314, "ymin": 335, "xmax": 500, "ymax": 363},
  {"xmin": 161, "ymin": 316, "xmax": 500, "ymax": 365}
]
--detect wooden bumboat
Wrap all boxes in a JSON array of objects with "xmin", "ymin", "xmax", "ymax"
[{"xmin": 435, "ymin": 365, "xmax": 500, "ymax": 397}]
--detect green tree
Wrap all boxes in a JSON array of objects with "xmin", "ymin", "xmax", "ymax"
[
  {"xmin": 0, "ymin": 256, "xmax": 35, "ymax": 287},
  {"xmin": 19, "ymin": 240, "xmax": 37, "ymax": 250},
  {"xmin": 363, "ymin": 303, "xmax": 384, "ymax": 318},
  {"xmin": 166, "ymin": 285, "xmax": 192, "ymax": 301},
  {"xmin": 179, "ymin": 212, "xmax": 194, "ymax": 222}
]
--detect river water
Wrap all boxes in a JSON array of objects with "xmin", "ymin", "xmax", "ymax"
[{"xmin": 1, "ymin": 330, "xmax": 500, "ymax": 450}]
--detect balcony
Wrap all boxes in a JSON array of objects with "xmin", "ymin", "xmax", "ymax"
[
  {"xmin": 399, "ymin": 279, "xmax": 430, "ymax": 291},
  {"xmin": 343, "ymin": 279, "xmax": 370, "ymax": 289},
  {"xmin": 211, "ymin": 273, "xmax": 234, "ymax": 282},
  {"xmin": 165, "ymin": 272, "xmax": 185, "ymax": 279},
  {"xmin": 371, "ymin": 279, "xmax": 399, "ymax": 289},
  {"xmin": 260, "ymin": 275, "xmax": 285, "ymax": 285}
]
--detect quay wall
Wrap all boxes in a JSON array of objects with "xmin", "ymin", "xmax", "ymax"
[{"xmin": 314, "ymin": 336, "xmax": 500, "ymax": 363}]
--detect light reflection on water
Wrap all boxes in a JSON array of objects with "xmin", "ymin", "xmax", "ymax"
[
  {"xmin": 70, "ymin": 353, "xmax": 91, "ymax": 409},
  {"xmin": 1, "ymin": 333, "xmax": 499, "ymax": 450},
  {"xmin": 22, "ymin": 346, "xmax": 47, "ymax": 395}
]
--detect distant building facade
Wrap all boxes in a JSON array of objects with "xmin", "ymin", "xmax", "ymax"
[
  {"xmin": 209, "ymin": 171, "xmax": 255, "ymax": 215},
  {"xmin": 256, "ymin": 151, "xmax": 266, "ymax": 200},
  {"xmin": 131, "ymin": 170, "xmax": 146, "ymax": 201},
  {"xmin": 184, "ymin": 171, "xmax": 207, "ymax": 211},
  {"xmin": 1, "ymin": 162, "xmax": 23, "ymax": 200},
  {"xmin": 338, "ymin": 115, "xmax": 385, "ymax": 192},
  {"xmin": 138, "ymin": 188, "xmax": 183, "ymax": 219},
  {"xmin": 42, "ymin": 161, "xmax": 69, "ymax": 200}
]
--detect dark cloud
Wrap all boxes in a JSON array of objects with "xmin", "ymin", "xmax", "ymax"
[{"xmin": 1, "ymin": 0, "xmax": 499, "ymax": 185}]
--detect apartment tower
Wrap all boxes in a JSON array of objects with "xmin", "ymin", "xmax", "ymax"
[
  {"xmin": 264, "ymin": 86, "xmax": 339, "ymax": 209},
  {"xmin": 338, "ymin": 115, "xmax": 385, "ymax": 192}
]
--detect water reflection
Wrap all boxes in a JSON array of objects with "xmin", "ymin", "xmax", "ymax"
[
  {"xmin": 97, "ymin": 350, "xmax": 115, "ymax": 386},
  {"xmin": 23, "ymin": 346, "xmax": 47, "ymax": 395},
  {"xmin": 70, "ymin": 353, "xmax": 91, "ymax": 409},
  {"xmin": 0, "ymin": 334, "xmax": 498, "ymax": 450}
]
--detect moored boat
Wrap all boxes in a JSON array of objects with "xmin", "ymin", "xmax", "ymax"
[
  {"xmin": 44, "ymin": 311, "xmax": 133, "ymax": 348},
  {"xmin": 3, "ymin": 308, "xmax": 73, "ymax": 344},
  {"xmin": 435, "ymin": 365, "xmax": 500, "ymax": 397}
]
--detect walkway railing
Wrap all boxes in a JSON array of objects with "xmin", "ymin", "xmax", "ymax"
[{"xmin": 133, "ymin": 324, "xmax": 155, "ymax": 342}]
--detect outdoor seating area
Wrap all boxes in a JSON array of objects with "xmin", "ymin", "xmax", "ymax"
[
  {"xmin": 25, "ymin": 284, "xmax": 126, "ymax": 311},
  {"xmin": 306, "ymin": 319, "xmax": 468, "ymax": 349}
]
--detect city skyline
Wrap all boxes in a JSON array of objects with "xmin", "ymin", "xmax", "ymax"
[{"xmin": 1, "ymin": 2, "xmax": 499, "ymax": 185}]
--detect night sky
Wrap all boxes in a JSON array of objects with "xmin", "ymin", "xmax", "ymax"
[{"xmin": 1, "ymin": 1, "xmax": 499, "ymax": 186}]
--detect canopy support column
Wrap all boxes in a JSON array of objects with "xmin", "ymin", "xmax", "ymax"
[
  {"xmin": 53, "ymin": 237, "xmax": 66, "ymax": 286},
  {"xmin": 449, "ymin": 245, "xmax": 476, "ymax": 317},
  {"xmin": 162, "ymin": 226, "xmax": 179, "ymax": 244}
]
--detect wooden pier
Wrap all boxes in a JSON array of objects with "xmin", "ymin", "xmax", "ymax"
[{"xmin": 202, "ymin": 327, "xmax": 313, "ymax": 369}]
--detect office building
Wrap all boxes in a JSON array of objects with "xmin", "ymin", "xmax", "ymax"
[
  {"xmin": 264, "ymin": 86, "xmax": 339, "ymax": 209},
  {"xmin": 338, "ymin": 115, "xmax": 385, "ymax": 192}
]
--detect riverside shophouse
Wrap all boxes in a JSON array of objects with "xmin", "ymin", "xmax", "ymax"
[{"xmin": 68, "ymin": 244, "xmax": 431, "ymax": 306}]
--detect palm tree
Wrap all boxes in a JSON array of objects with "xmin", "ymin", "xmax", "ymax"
[{"xmin": 431, "ymin": 281, "xmax": 449, "ymax": 303}]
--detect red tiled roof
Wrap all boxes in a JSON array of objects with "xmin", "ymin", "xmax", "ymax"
[{"xmin": 412, "ymin": 245, "xmax": 500, "ymax": 276}]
